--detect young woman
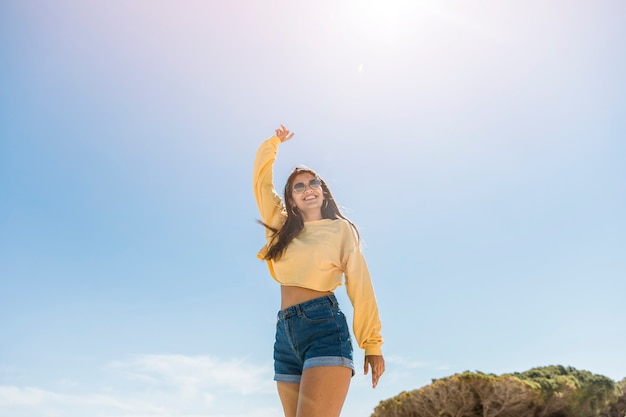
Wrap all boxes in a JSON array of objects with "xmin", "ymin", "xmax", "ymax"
[{"xmin": 254, "ymin": 124, "xmax": 385, "ymax": 417}]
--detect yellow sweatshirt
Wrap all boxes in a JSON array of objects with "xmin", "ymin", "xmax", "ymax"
[{"xmin": 253, "ymin": 136, "xmax": 383, "ymax": 356}]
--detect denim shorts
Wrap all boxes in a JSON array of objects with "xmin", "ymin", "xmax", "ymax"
[{"xmin": 274, "ymin": 294, "xmax": 354, "ymax": 383}]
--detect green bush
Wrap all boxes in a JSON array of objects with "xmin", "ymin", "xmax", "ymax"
[{"xmin": 371, "ymin": 366, "xmax": 624, "ymax": 417}]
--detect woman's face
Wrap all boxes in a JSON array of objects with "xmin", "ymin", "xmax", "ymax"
[{"xmin": 290, "ymin": 171, "xmax": 325, "ymax": 218}]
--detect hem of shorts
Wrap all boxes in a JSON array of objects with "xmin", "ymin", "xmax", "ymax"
[
  {"xmin": 274, "ymin": 373, "xmax": 302, "ymax": 383},
  {"xmin": 304, "ymin": 356, "xmax": 355, "ymax": 376}
]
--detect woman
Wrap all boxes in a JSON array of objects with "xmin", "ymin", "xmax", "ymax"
[{"xmin": 254, "ymin": 124, "xmax": 385, "ymax": 417}]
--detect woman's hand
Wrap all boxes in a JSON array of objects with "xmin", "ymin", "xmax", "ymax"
[
  {"xmin": 364, "ymin": 355, "xmax": 385, "ymax": 388},
  {"xmin": 275, "ymin": 124, "xmax": 294, "ymax": 142}
]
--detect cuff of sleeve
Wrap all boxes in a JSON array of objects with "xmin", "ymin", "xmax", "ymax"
[
  {"xmin": 269, "ymin": 135, "xmax": 281, "ymax": 146},
  {"xmin": 364, "ymin": 346, "xmax": 383, "ymax": 356}
]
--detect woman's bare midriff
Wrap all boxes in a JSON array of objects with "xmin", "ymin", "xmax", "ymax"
[{"xmin": 281, "ymin": 285, "xmax": 333, "ymax": 310}]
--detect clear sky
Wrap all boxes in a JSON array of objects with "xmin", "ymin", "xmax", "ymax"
[{"xmin": 1, "ymin": 1, "xmax": 625, "ymax": 416}]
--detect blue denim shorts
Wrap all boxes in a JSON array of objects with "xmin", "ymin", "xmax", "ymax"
[{"xmin": 274, "ymin": 294, "xmax": 354, "ymax": 383}]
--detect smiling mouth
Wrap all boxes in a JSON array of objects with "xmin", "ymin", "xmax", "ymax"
[{"xmin": 303, "ymin": 195, "xmax": 317, "ymax": 201}]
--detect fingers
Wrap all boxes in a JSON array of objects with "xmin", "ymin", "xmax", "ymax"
[
  {"xmin": 371, "ymin": 361, "xmax": 381, "ymax": 388},
  {"xmin": 365, "ymin": 355, "xmax": 385, "ymax": 389},
  {"xmin": 275, "ymin": 124, "xmax": 294, "ymax": 142},
  {"xmin": 275, "ymin": 124, "xmax": 285, "ymax": 136}
]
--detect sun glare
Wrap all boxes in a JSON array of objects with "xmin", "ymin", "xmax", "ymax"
[{"xmin": 346, "ymin": 0, "xmax": 423, "ymax": 42}]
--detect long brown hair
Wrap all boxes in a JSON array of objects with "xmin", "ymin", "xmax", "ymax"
[{"xmin": 258, "ymin": 167, "xmax": 360, "ymax": 261}]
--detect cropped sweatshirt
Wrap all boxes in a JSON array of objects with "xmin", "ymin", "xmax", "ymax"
[{"xmin": 253, "ymin": 135, "xmax": 383, "ymax": 356}]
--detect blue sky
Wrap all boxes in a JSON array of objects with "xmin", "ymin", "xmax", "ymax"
[{"xmin": 1, "ymin": 1, "xmax": 625, "ymax": 416}]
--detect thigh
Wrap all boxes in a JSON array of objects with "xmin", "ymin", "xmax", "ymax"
[
  {"xmin": 297, "ymin": 366, "xmax": 352, "ymax": 417},
  {"xmin": 277, "ymin": 382, "xmax": 299, "ymax": 417}
]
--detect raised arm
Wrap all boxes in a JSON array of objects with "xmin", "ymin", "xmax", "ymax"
[{"xmin": 253, "ymin": 125, "xmax": 294, "ymax": 230}]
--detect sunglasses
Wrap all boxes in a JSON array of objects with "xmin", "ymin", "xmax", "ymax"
[{"xmin": 292, "ymin": 178, "xmax": 322, "ymax": 194}]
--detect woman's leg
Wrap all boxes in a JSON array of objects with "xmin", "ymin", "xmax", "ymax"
[
  {"xmin": 296, "ymin": 366, "xmax": 352, "ymax": 417},
  {"xmin": 277, "ymin": 382, "xmax": 299, "ymax": 417}
]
